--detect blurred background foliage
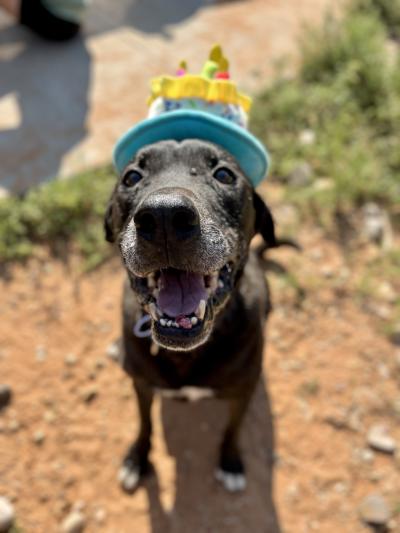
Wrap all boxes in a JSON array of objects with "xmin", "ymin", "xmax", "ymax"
[
  {"xmin": 0, "ymin": 0, "xmax": 399, "ymax": 267},
  {"xmin": 251, "ymin": 0, "xmax": 400, "ymax": 217}
]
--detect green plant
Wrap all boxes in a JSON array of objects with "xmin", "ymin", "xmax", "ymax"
[
  {"xmin": 355, "ymin": 0, "xmax": 400, "ymax": 37},
  {"xmin": 250, "ymin": 0, "xmax": 400, "ymax": 220},
  {"xmin": 0, "ymin": 167, "xmax": 116, "ymax": 267}
]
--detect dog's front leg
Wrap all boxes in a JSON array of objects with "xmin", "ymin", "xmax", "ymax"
[
  {"xmin": 118, "ymin": 377, "xmax": 153, "ymax": 492},
  {"xmin": 216, "ymin": 390, "xmax": 254, "ymax": 492}
]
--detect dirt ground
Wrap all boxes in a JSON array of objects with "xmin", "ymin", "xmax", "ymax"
[{"xmin": 1, "ymin": 184, "xmax": 399, "ymax": 533}]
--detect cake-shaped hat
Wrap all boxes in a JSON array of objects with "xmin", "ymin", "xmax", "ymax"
[{"xmin": 113, "ymin": 45, "xmax": 269, "ymax": 187}]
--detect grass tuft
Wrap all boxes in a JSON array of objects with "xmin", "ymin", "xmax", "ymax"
[
  {"xmin": 0, "ymin": 167, "xmax": 115, "ymax": 267},
  {"xmin": 250, "ymin": 0, "xmax": 400, "ymax": 220}
]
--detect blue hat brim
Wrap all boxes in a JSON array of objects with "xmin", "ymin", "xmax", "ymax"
[{"xmin": 113, "ymin": 110, "xmax": 269, "ymax": 187}]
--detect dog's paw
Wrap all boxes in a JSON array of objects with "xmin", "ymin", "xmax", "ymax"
[
  {"xmin": 215, "ymin": 468, "xmax": 247, "ymax": 492},
  {"xmin": 118, "ymin": 461, "xmax": 141, "ymax": 493}
]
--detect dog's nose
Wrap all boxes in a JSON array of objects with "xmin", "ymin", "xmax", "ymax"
[{"xmin": 134, "ymin": 192, "xmax": 200, "ymax": 242}]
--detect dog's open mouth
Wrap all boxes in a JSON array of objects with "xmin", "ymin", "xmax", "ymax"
[{"xmin": 135, "ymin": 264, "xmax": 233, "ymax": 350}]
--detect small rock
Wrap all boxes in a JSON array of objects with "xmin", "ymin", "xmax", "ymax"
[
  {"xmin": 81, "ymin": 387, "xmax": 98, "ymax": 404},
  {"xmin": 35, "ymin": 345, "xmax": 47, "ymax": 362},
  {"xmin": 0, "ymin": 385, "xmax": 12, "ymax": 411},
  {"xmin": 320, "ymin": 265, "xmax": 334, "ymax": 279},
  {"xmin": 323, "ymin": 410, "xmax": 348, "ymax": 431},
  {"xmin": 377, "ymin": 282, "xmax": 397, "ymax": 304},
  {"xmin": 72, "ymin": 501, "xmax": 85, "ymax": 512},
  {"xmin": 359, "ymin": 493, "xmax": 391, "ymax": 527},
  {"xmin": 377, "ymin": 363, "xmax": 390, "ymax": 379},
  {"xmin": 33, "ymin": 430, "xmax": 46, "ymax": 445},
  {"xmin": 8, "ymin": 420, "xmax": 20, "ymax": 433},
  {"xmin": 44, "ymin": 410, "xmax": 56, "ymax": 424},
  {"xmin": 309, "ymin": 247, "xmax": 323, "ymax": 261},
  {"xmin": 61, "ymin": 511, "xmax": 86, "ymax": 533},
  {"xmin": 273, "ymin": 204, "xmax": 299, "ymax": 226},
  {"xmin": 360, "ymin": 448, "xmax": 375, "ymax": 464},
  {"xmin": 333, "ymin": 481, "xmax": 349, "ymax": 494},
  {"xmin": 367, "ymin": 424, "xmax": 397, "ymax": 454},
  {"xmin": 369, "ymin": 469, "xmax": 385, "ymax": 483},
  {"xmin": 0, "ymin": 497, "xmax": 15, "ymax": 532},
  {"xmin": 362, "ymin": 202, "xmax": 393, "ymax": 249},
  {"xmin": 286, "ymin": 482, "xmax": 300, "ymax": 502},
  {"xmin": 390, "ymin": 324, "xmax": 400, "ymax": 346},
  {"xmin": 313, "ymin": 178, "xmax": 334, "ymax": 191},
  {"xmin": 94, "ymin": 508, "xmax": 106, "ymax": 524},
  {"xmin": 298, "ymin": 128, "xmax": 316, "ymax": 146},
  {"xmin": 64, "ymin": 354, "xmax": 78, "ymax": 367},
  {"xmin": 94, "ymin": 358, "xmax": 105, "ymax": 370},
  {"xmin": 369, "ymin": 303, "xmax": 391, "ymax": 320},
  {"xmin": 287, "ymin": 162, "xmax": 313, "ymax": 186},
  {"xmin": 106, "ymin": 340, "xmax": 121, "ymax": 362}
]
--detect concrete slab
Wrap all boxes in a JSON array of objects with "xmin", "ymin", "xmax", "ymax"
[{"xmin": 0, "ymin": 0, "xmax": 333, "ymax": 192}]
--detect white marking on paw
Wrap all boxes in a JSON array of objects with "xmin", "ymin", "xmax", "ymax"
[
  {"xmin": 215, "ymin": 469, "xmax": 247, "ymax": 492},
  {"xmin": 156, "ymin": 386, "xmax": 214, "ymax": 402},
  {"xmin": 118, "ymin": 464, "xmax": 140, "ymax": 492}
]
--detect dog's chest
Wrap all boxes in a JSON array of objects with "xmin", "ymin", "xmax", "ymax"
[{"xmin": 155, "ymin": 386, "xmax": 215, "ymax": 402}]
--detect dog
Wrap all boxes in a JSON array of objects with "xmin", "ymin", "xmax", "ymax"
[{"xmin": 105, "ymin": 138, "xmax": 281, "ymax": 493}]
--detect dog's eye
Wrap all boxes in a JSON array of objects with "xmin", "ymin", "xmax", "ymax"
[
  {"xmin": 213, "ymin": 167, "xmax": 236, "ymax": 185},
  {"xmin": 122, "ymin": 170, "xmax": 142, "ymax": 187}
]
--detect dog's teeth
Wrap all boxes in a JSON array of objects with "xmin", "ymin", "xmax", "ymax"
[
  {"xmin": 191, "ymin": 316, "xmax": 198, "ymax": 326},
  {"xmin": 210, "ymin": 273, "xmax": 218, "ymax": 292},
  {"xmin": 173, "ymin": 321, "xmax": 179, "ymax": 328},
  {"xmin": 149, "ymin": 303, "xmax": 159, "ymax": 321},
  {"xmin": 196, "ymin": 299, "xmax": 206, "ymax": 321},
  {"xmin": 218, "ymin": 280, "xmax": 224, "ymax": 289},
  {"xmin": 167, "ymin": 320, "xmax": 172, "ymax": 327},
  {"xmin": 147, "ymin": 273, "xmax": 156, "ymax": 289},
  {"xmin": 160, "ymin": 318, "xmax": 167, "ymax": 327}
]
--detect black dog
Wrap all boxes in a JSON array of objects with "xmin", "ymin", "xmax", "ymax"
[{"xmin": 105, "ymin": 139, "xmax": 280, "ymax": 492}]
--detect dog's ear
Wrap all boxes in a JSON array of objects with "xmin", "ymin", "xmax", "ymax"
[
  {"xmin": 253, "ymin": 191, "xmax": 277, "ymax": 248},
  {"xmin": 104, "ymin": 199, "xmax": 116, "ymax": 243},
  {"xmin": 104, "ymin": 202, "xmax": 115, "ymax": 243}
]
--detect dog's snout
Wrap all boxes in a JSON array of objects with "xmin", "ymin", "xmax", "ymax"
[{"xmin": 134, "ymin": 192, "xmax": 200, "ymax": 242}]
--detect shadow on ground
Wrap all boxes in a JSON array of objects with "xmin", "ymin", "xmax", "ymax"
[
  {"xmin": 0, "ymin": 0, "xmax": 246, "ymax": 192},
  {"xmin": 142, "ymin": 377, "xmax": 280, "ymax": 533},
  {"xmin": 86, "ymin": 0, "xmax": 245, "ymax": 37},
  {"xmin": 0, "ymin": 23, "xmax": 90, "ymax": 192}
]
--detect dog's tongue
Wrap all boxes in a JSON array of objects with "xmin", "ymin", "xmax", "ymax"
[{"xmin": 158, "ymin": 269, "xmax": 207, "ymax": 318}]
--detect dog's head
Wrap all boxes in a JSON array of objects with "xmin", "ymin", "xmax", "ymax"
[{"xmin": 105, "ymin": 139, "xmax": 276, "ymax": 351}]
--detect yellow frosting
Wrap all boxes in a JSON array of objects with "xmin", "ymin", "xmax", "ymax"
[{"xmin": 147, "ymin": 75, "xmax": 252, "ymax": 113}]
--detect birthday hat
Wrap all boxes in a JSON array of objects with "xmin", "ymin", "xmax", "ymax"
[{"xmin": 113, "ymin": 45, "xmax": 269, "ymax": 187}]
